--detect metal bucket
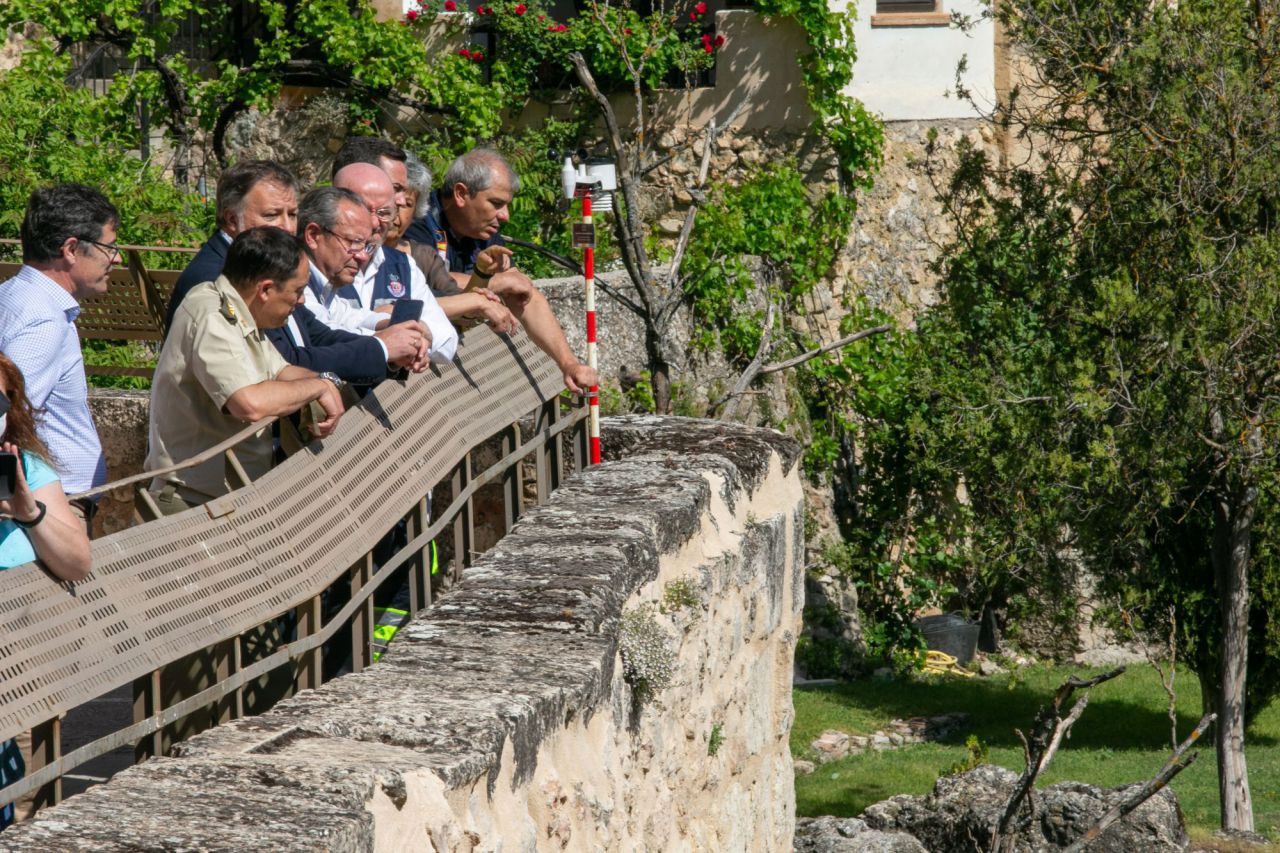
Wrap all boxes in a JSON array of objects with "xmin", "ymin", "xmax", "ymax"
[{"xmin": 915, "ymin": 613, "xmax": 981, "ymax": 666}]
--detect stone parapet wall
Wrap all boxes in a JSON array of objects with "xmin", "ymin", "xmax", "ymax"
[
  {"xmin": 87, "ymin": 389, "xmax": 150, "ymax": 537},
  {"xmin": 1, "ymin": 415, "xmax": 804, "ymax": 852}
]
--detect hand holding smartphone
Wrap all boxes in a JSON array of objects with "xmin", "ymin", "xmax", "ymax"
[
  {"xmin": 0, "ymin": 451, "xmax": 15, "ymax": 501},
  {"xmin": 390, "ymin": 299, "xmax": 424, "ymax": 326}
]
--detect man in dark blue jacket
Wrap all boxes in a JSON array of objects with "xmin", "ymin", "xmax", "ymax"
[{"xmin": 169, "ymin": 160, "xmax": 425, "ymax": 380}]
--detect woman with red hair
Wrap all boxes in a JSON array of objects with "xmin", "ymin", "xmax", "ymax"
[
  {"xmin": 0, "ymin": 352, "xmax": 91, "ymax": 580},
  {"xmin": 0, "ymin": 351, "xmax": 91, "ymax": 830}
]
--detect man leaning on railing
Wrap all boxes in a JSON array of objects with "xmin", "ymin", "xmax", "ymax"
[{"xmin": 144, "ymin": 227, "xmax": 346, "ymax": 516}]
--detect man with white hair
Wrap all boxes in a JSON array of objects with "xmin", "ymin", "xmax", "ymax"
[{"xmin": 330, "ymin": 163, "xmax": 457, "ymax": 363}]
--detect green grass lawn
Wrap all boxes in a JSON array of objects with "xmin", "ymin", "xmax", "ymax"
[{"xmin": 793, "ymin": 664, "xmax": 1280, "ymax": 843}]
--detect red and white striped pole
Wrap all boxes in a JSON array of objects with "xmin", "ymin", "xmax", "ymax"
[{"xmin": 583, "ymin": 192, "xmax": 601, "ymax": 464}]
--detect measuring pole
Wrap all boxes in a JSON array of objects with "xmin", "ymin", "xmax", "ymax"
[{"xmin": 582, "ymin": 191, "xmax": 601, "ymax": 464}]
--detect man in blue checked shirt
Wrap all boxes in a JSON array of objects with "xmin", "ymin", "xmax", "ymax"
[{"xmin": 0, "ymin": 184, "xmax": 119, "ymax": 535}]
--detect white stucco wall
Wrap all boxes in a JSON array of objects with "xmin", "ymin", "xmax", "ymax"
[{"xmin": 843, "ymin": 0, "xmax": 996, "ymax": 121}]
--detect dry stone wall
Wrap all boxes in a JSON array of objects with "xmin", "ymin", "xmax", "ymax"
[{"xmin": 0, "ymin": 415, "xmax": 804, "ymax": 852}]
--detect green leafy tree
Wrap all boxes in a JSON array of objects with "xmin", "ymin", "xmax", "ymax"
[
  {"xmin": 0, "ymin": 42, "xmax": 209, "ymax": 246},
  {"xmin": 882, "ymin": 0, "xmax": 1280, "ymax": 831}
]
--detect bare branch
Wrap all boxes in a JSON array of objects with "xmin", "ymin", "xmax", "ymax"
[
  {"xmin": 1062, "ymin": 713, "xmax": 1215, "ymax": 853},
  {"xmin": 670, "ymin": 98, "xmax": 752, "ymax": 280},
  {"xmin": 992, "ymin": 667, "xmax": 1126, "ymax": 852},
  {"xmin": 567, "ymin": 51, "xmax": 660, "ymax": 311},
  {"xmin": 758, "ymin": 324, "xmax": 893, "ymax": 375},
  {"xmin": 711, "ymin": 300, "xmax": 779, "ymax": 420}
]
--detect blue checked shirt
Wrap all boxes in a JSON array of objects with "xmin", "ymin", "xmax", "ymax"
[{"xmin": 0, "ymin": 266, "xmax": 106, "ymax": 494}]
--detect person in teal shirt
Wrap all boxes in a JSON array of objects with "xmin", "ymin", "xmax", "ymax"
[{"xmin": 0, "ymin": 352, "xmax": 92, "ymax": 830}]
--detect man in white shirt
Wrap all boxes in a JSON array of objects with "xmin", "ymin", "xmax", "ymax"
[{"xmin": 324, "ymin": 168, "xmax": 457, "ymax": 364}]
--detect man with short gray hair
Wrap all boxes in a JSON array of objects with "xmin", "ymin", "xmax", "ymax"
[
  {"xmin": 402, "ymin": 146, "xmax": 597, "ymax": 392},
  {"xmin": 296, "ymin": 186, "xmax": 436, "ymax": 365}
]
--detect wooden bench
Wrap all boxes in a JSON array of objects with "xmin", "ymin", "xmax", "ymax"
[{"xmin": 0, "ymin": 241, "xmax": 197, "ymax": 379}]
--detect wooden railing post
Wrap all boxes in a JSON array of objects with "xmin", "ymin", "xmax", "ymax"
[
  {"xmin": 132, "ymin": 671, "xmax": 164, "ymax": 761},
  {"xmin": 501, "ymin": 423, "xmax": 524, "ymax": 533},
  {"xmin": 349, "ymin": 554, "xmax": 374, "ymax": 674},
  {"xmin": 214, "ymin": 637, "xmax": 242, "ymax": 724},
  {"xmin": 29, "ymin": 717, "xmax": 61, "ymax": 810},
  {"xmin": 572, "ymin": 396, "xmax": 590, "ymax": 472},
  {"xmin": 450, "ymin": 454, "xmax": 474, "ymax": 585},
  {"xmin": 296, "ymin": 594, "xmax": 323, "ymax": 692}
]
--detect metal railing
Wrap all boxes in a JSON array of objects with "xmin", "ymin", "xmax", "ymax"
[{"xmin": 0, "ymin": 326, "xmax": 589, "ymax": 815}]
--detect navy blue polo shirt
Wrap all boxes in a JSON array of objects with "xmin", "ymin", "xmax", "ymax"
[{"xmin": 402, "ymin": 189, "xmax": 504, "ymax": 274}]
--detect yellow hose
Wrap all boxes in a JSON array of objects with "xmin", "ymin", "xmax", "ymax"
[{"xmin": 921, "ymin": 649, "xmax": 976, "ymax": 678}]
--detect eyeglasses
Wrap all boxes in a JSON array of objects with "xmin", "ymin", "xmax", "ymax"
[
  {"xmin": 321, "ymin": 227, "xmax": 376, "ymax": 257},
  {"xmin": 370, "ymin": 207, "xmax": 395, "ymax": 224},
  {"xmin": 84, "ymin": 239, "xmax": 121, "ymax": 262}
]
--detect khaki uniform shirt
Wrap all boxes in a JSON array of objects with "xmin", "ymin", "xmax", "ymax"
[{"xmin": 146, "ymin": 276, "xmax": 289, "ymax": 501}]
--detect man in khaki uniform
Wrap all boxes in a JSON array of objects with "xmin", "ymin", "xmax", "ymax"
[
  {"xmin": 139, "ymin": 227, "xmax": 346, "ymax": 748},
  {"xmin": 146, "ymin": 227, "xmax": 345, "ymax": 513}
]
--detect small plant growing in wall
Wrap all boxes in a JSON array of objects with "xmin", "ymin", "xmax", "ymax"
[
  {"xmin": 708, "ymin": 723, "xmax": 725, "ymax": 757},
  {"xmin": 620, "ymin": 604, "xmax": 676, "ymax": 705},
  {"xmin": 661, "ymin": 576, "xmax": 701, "ymax": 615}
]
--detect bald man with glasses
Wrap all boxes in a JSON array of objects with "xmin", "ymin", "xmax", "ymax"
[{"xmin": 332, "ymin": 164, "xmax": 456, "ymax": 365}]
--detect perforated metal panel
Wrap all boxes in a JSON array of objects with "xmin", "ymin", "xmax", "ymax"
[{"xmin": 0, "ymin": 326, "xmax": 566, "ymax": 742}]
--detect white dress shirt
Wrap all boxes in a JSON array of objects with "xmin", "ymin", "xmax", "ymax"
[
  {"xmin": 352, "ymin": 246, "xmax": 458, "ymax": 364},
  {"xmin": 302, "ymin": 263, "xmax": 384, "ymax": 334}
]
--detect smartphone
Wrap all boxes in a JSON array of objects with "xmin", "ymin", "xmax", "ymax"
[
  {"xmin": 0, "ymin": 451, "xmax": 16, "ymax": 501},
  {"xmin": 390, "ymin": 299, "xmax": 424, "ymax": 326}
]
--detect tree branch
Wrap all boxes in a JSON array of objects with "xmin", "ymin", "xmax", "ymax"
[
  {"xmin": 1061, "ymin": 713, "xmax": 1215, "ymax": 853},
  {"xmin": 710, "ymin": 300, "xmax": 778, "ymax": 420},
  {"xmin": 671, "ymin": 97, "xmax": 751, "ymax": 281},
  {"xmin": 758, "ymin": 324, "xmax": 893, "ymax": 375},
  {"xmin": 992, "ymin": 667, "xmax": 1127, "ymax": 853},
  {"xmin": 567, "ymin": 51, "xmax": 659, "ymax": 313}
]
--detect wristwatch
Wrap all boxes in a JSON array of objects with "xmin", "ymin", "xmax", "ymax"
[{"xmin": 319, "ymin": 371, "xmax": 346, "ymax": 390}]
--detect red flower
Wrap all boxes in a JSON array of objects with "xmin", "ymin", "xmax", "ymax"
[
  {"xmin": 458, "ymin": 47, "xmax": 472, "ymax": 57},
  {"xmin": 548, "ymin": 22, "xmax": 556, "ymax": 29},
  {"xmin": 623, "ymin": 26, "xmax": 632, "ymax": 34},
  {"xmin": 689, "ymin": 11, "xmax": 697, "ymax": 20},
  {"xmin": 405, "ymin": 8, "xmax": 418, "ymax": 20},
  {"xmin": 703, "ymin": 43, "xmax": 713, "ymax": 52},
  {"xmin": 537, "ymin": 13, "xmax": 545, "ymax": 20},
  {"xmin": 701, "ymin": 32, "xmax": 711, "ymax": 42},
  {"xmin": 444, "ymin": 0, "xmax": 457, "ymax": 9},
  {"xmin": 515, "ymin": 2, "xmax": 527, "ymax": 12},
  {"xmin": 695, "ymin": 2, "xmax": 707, "ymax": 13},
  {"xmin": 472, "ymin": 50, "xmax": 485, "ymax": 61},
  {"xmin": 714, "ymin": 33, "xmax": 724, "ymax": 46}
]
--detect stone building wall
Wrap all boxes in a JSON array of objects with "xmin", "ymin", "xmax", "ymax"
[{"xmin": 0, "ymin": 416, "xmax": 804, "ymax": 852}]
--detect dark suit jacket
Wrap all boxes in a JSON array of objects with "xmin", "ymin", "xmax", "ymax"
[
  {"xmin": 265, "ymin": 306, "xmax": 388, "ymax": 382},
  {"xmin": 167, "ymin": 232, "xmax": 230, "ymax": 330},
  {"xmin": 171, "ymin": 233, "xmax": 388, "ymax": 382}
]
